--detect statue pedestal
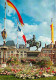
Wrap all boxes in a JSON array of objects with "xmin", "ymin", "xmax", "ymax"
[
  {"xmin": 2, "ymin": 62, "xmax": 6, "ymax": 68},
  {"xmin": 1, "ymin": 46, "xmax": 8, "ymax": 68}
]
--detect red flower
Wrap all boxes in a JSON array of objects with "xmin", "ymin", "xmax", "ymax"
[
  {"xmin": 54, "ymin": 71, "xmax": 56, "ymax": 73},
  {"xmin": 39, "ymin": 72, "xmax": 42, "ymax": 75},
  {"xmin": 52, "ymin": 71, "xmax": 54, "ymax": 73},
  {"xmin": 18, "ymin": 69, "xmax": 20, "ymax": 71},
  {"xmin": 31, "ymin": 70, "xmax": 34, "ymax": 72},
  {"xmin": 46, "ymin": 70, "xmax": 48, "ymax": 73},
  {"xmin": 47, "ymin": 67, "xmax": 50, "ymax": 69},
  {"xmin": 14, "ymin": 70, "xmax": 17, "ymax": 73},
  {"xmin": 11, "ymin": 69, "xmax": 14, "ymax": 71},
  {"xmin": 40, "ymin": 68, "xmax": 43, "ymax": 70}
]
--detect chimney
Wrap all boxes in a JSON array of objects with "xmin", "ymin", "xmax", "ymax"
[
  {"xmin": 45, "ymin": 44, "xmax": 46, "ymax": 47},
  {"xmin": 55, "ymin": 41, "xmax": 56, "ymax": 47}
]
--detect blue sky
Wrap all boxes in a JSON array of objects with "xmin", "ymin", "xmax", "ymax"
[{"xmin": 0, "ymin": 0, "xmax": 56, "ymax": 50}]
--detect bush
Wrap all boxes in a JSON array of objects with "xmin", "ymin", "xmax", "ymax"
[
  {"xmin": 21, "ymin": 60, "xmax": 25, "ymax": 63},
  {"xmin": 37, "ymin": 56, "xmax": 53, "ymax": 68},
  {"xmin": 37, "ymin": 60, "xmax": 45, "ymax": 67},
  {"xmin": 4, "ymin": 67, "xmax": 11, "ymax": 72},
  {"xmin": 29, "ymin": 59, "xmax": 36, "ymax": 64},
  {"xmin": 46, "ymin": 60, "xmax": 52, "ymax": 68},
  {"xmin": 0, "ymin": 69, "xmax": 3, "ymax": 73},
  {"xmin": 6, "ymin": 56, "xmax": 20, "ymax": 65}
]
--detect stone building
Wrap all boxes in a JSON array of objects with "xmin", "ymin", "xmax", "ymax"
[
  {"xmin": 0, "ymin": 41, "xmax": 30, "ymax": 64},
  {"xmin": 41, "ymin": 41, "xmax": 56, "ymax": 64},
  {"xmin": 17, "ymin": 44, "xmax": 29, "ymax": 59},
  {"xmin": 0, "ymin": 40, "xmax": 17, "ymax": 64},
  {"xmin": 0, "ymin": 40, "xmax": 41, "ymax": 64}
]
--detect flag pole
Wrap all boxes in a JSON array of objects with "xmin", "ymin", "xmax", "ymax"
[
  {"xmin": 51, "ymin": 18, "xmax": 53, "ymax": 62},
  {"xmin": 4, "ymin": 0, "xmax": 6, "ymax": 30},
  {"xmin": 17, "ymin": 20, "xmax": 18, "ymax": 48},
  {"xmin": 1, "ymin": 0, "xmax": 7, "ymax": 65}
]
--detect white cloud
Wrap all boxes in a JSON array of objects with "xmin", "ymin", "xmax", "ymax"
[
  {"xmin": 38, "ymin": 36, "xmax": 51, "ymax": 43},
  {"xmin": 38, "ymin": 36, "xmax": 51, "ymax": 50},
  {"xmin": 6, "ymin": 5, "xmax": 15, "ymax": 16},
  {"xmin": 0, "ymin": 18, "xmax": 55, "ymax": 51},
  {"xmin": 6, "ymin": 19, "xmax": 14, "ymax": 28},
  {"xmin": 0, "ymin": 0, "xmax": 55, "ymax": 49},
  {"xmin": 0, "ymin": 19, "xmax": 53, "ymax": 49},
  {"xmin": 0, "ymin": 19, "xmax": 39, "ymax": 45},
  {"xmin": 0, "ymin": 23, "xmax": 4, "ymax": 44},
  {"xmin": 0, "ymin": 41, "xmax": 3, "ymax": 45},
  {"xmin": 19, "ymin": 0, "xmax": 54, "ymax": 22},
  {"xmin": 20, "ymin": 23, "xmax": 38, "ymax": 33},
  {"xmin": 0, "ymin": 23, "xmax": 3, "ymax": 31},
  {"xmin": 18, "ymin": 21, "xmax": 52, "ymax": 46},
  {"xmin": 0, "ymin": 0, "xmax": 15, "ymax": 16},
  {"xmin": 1, "ymin": 0, "xmax": 54, "ymax": 22},
  {"xmin": 18, "ymin": 23, "xmax": 39, "ymax": 40},
  {"xmin": 5, "ymin": 19, "xmax": 17, "ymax": 40}
]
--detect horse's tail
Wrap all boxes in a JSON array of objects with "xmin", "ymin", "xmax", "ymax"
[{"xmin": 39, "ymin": 41, "xmax": 41, "ymax": 47}]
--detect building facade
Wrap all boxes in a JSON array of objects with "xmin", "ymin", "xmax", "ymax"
[
  {"xmin": 0, "ymin": 41, "xmax": 17, "ymax": 64},
  {"xmin": 0, "ymin": 41, "xmax": 41, "ymax": 64},
  {"xmin": 17, "ymin": 44, "xmax": 30, "ymax": 59},
  {"xmin": 41, "ymin": 41, "xmax": 56, "ymax": 64}
]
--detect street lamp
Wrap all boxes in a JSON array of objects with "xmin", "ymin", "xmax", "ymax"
[{"xmin": 1, "ymin": 0, "xmax": 7, "ymax": 67}]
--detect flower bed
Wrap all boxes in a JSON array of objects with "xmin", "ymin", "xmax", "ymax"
[
  {"xmin": 0, "ymin": 56, "xmax": 55, "ymax": 79},
  {"xmin": 0, "ymin": 64, "xmax": 56, "ymax": 79}
]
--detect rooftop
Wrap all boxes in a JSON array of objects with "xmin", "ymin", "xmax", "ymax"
[{"xmin": 0, "ymin": 40, "xmax": 15, "ymax": 47}]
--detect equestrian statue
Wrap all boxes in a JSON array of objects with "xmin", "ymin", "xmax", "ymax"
[{"xmin": 26, "ymin": 35, "xmax": 41, "ymax": 50}]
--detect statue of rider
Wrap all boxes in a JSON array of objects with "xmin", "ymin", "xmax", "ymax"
[
  {"xmin": 32, "ymin": 35, "xmax": 35, "ymax": 45},
  {"xmin": 33, "ymin": 35, "xmax": 35, "ymax": 41}
]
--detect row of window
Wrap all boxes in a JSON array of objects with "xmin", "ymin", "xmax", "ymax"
[
  {"xmin": 0, "ymin": 50, "xmax": 27, "ymax": 54},
  {"xmin": 20, "ymin": 51, "xmax": 26, "ymax": 53},
  {"xmin": 21, "ymin": 54, "xmax": 27, "ymax": 56},
  {"xmin": 43, "ymin": 50, "xmax": 56, "ymax": 53},
  {"xmin": 7, "ymin": 51, "xmax": 13, "ymax": 53},
  {"xmin": 0, "ymin": 53, "xmax": 27, "ymax": 58},
  {"xmin": 7, "ymin": 51, "xmax": 26, "ymax": 54}
]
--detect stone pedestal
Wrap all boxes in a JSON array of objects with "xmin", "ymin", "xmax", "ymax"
[{"xmin": 1, "ymin": 46, "xmax": 8, "ymax": 67}]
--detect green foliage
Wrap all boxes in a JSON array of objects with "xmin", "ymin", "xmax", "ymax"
[
  {"xmin": 46, "ymin": 60, "xmax": 52, "ymax": 68},
  {"xmin": 37, "ymin": 60, "xmax": 46, "ymax": 67},
  {"xmin": 37, "ymin": 56, "xmax": 53, "ymax": 67},
  {"xmin": 0, "ymin": 75, "xmax": 19, "ymax": 80},
  {"xmin": 4, "ymin": 67, "xmax": 11, "ymax": 72},
  {"xmin": 0, "ymin": 75, "xmax": 56, "ymax": 80},
  {"xmin": 6, "ymin": 56, "xmax": 20, "ymax": 65},
  {"xmin": 0, "ymin": 69, "xmax": 3, "ymax": 73}
]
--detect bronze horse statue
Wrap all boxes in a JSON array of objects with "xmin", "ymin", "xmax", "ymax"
[{"xmin": 26, "ymin": 35, "xmax": 41, "ymax": 50}]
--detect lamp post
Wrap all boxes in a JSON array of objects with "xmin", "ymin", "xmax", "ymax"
[{"xmin": 1, "ymin": 0, "xmax": 7, "ymax": 67}]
